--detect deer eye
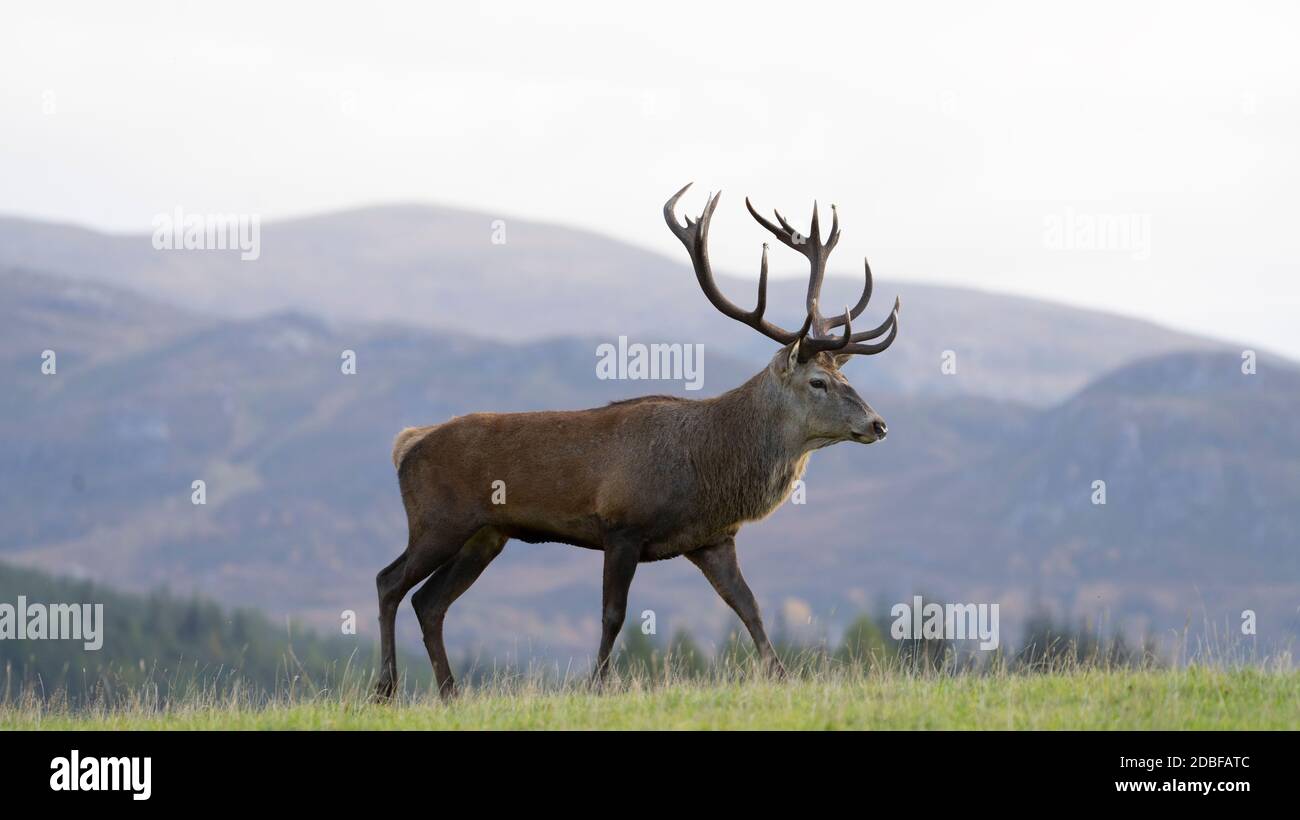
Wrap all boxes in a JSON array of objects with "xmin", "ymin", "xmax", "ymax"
[{"xmin": 809, "ymin": 378, "xmax": 827, "ymax": 391}]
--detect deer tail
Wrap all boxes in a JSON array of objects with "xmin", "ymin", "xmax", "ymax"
[{"xmin": 392, "ymin": 426, "xmax": 432, "ymax": 469}]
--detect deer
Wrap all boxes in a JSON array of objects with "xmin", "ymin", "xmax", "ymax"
[{"xmin": 375, "ymin": 183, "xmax": 900, "ymax": 699}]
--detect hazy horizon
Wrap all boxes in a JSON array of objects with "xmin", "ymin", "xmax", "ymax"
[
  {"xmin": 1, "ymin": 197, "xmax": 1288, "ymax": 362},
  {"xmin": 3, "ymin": 0, "xmax": 1297, "ymax": 358}
]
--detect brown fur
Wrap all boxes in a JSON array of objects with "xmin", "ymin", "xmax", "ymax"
[{"xmin": 398, "ymin": 371, "xmax": 802, "ymax": 556}]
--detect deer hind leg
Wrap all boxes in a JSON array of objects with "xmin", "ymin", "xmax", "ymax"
[
  {"xmin": 375, "ymin": 524, "xmax": 477, "ymax": 700},
  {"xmin": 411, "ymin": 526, "xmax": 508, "ymax": 699}
]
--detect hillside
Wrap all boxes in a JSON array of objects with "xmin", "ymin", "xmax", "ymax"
[
  {"xmin": 2, "ymin": 264, "xmax": 1295, "ymax": 661},
  {"xmin": 765, "ymin": 351, "xmax": 1300, "ymax": 649}
]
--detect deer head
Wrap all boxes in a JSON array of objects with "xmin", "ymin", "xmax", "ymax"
[{"xmin": 665, "ymin": 183, "xmax": 899, "ymax": 447}]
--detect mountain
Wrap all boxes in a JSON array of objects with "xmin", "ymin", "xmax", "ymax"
[
  {"xmin": 2, "ymin": 262, "xmax": 1295, "ymax": 660},
  {"xmin": 0, "ymin": 206, "xmax": 1223, "ymax": 406}
]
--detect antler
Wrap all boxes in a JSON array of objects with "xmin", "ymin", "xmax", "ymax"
[
  {"xmin": 665, "ymin": 183, "xmax": 899, "ymax": 361},
  {"xmin": 664, "ymin": 183, "xmax": 804, "ymax": 346}
]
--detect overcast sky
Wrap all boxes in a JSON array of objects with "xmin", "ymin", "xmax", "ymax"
[{"xmin": 3, "ymin": 1, "xmax": 1297, "ymax": 357}]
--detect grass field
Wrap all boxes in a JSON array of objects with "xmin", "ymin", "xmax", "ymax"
[{"xmin": 4, "ymin": 666, "xmax": 1298, "ymax": 730}]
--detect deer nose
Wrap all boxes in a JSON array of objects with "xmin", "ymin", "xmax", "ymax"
[{"xmin": 872, "ymin": 419, "xmax": 887, "ymax": 440}]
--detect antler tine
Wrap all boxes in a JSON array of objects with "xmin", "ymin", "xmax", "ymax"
[
  {"xmin": 826, "ymin": 204, "xmax": 841, "ymax": 253},
  {"xmin": 824, "ymin": 256, "xmax": 874, "ymax": 330},
  {"xmin": 746, "ymin": 198, "xmax": 803, "ymax": 252},
  {"xmin": 804, "ymin": 202, "xmax": 826, "ymax": 320},
  {"xmin": 773, "ymin": 209, "xmax": 788, "ymax": 230},
  {"xmin": 848, "ymin": 296, "xmax": 901, "ymax": 342},
  {"xmin": 839, "ymin": 299, "xmax": 901, "ymax": 355},
  {"xmin": 664, "ymin": 183, "xmax": 801, "ymax": 345},
  {"xmin": 663, "ymin": 182, "xmax": 695, "ymax": 233}
]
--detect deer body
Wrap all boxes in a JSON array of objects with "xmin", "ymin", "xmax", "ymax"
[
  {"xmin": 396, "ymin": 369, "xmax": 813, "ymax": 563},
  {"xmin": 375, "ymin": 184, "xmax": 900, "ymax": 698}
]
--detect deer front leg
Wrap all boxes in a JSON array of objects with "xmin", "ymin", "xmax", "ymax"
[
  {"xmin": 593, "ymin": 536, "xmax": 641, "ymax": 684},
  {"xmin": 686, "ymin": 538, "xmax": 786, "ymax": 679}
]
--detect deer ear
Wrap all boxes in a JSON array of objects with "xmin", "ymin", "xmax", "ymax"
[
  {"xmin": 778, "ymin": 342, "xmax": 801, "ymax": 375},
  {"xmin": 834, "ymin": 353, "xmax": 853, "ymax": 368}
]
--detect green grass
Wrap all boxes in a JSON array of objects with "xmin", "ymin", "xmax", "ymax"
[{"xmin": 4, "ymin": 666, "xmax": 1297, "ymax": 730}]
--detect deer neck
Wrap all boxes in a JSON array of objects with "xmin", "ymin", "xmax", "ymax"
[{"xmin": 694, "ymin": 368, "xmax": 810, "ymax": 524}]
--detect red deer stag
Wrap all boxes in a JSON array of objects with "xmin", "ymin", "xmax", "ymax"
[{"xmin": 375, "ymin": 183, "xmax": 900, "ymax": 698}]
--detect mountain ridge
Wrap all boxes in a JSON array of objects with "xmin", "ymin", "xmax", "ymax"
[{"xmin": 0, "ymin": 206, "xmax": 1240, "ymax": 408}]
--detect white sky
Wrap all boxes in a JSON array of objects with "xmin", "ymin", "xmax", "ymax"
[{"xmin": 3, "ymin": 1, "xmax": 1298, "ymax": 356}]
